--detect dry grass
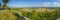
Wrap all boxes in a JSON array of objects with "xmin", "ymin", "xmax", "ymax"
[
  {"xmin": 0, "ymin": 8, "xmax": 59, "ymax": 20},
  {"xmin": 0, "ymin": 10, "xmax": 17, "ymax": 20}
]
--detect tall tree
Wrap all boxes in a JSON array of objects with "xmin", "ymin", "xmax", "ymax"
[
  {"xmin": 0, "ymin": 3, "xmax": 1, "ymax": 6},
  {"xmin": 2, "ymin": 0, "xmax": 9, "ymax": 8}
]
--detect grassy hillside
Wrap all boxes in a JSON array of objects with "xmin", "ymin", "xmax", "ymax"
[{"xmin": 0, "ymin": 8, "xmax": 60, "ymax": 20}]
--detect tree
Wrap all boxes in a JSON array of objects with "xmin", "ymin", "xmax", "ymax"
[
  {"xmin": 0, "ymin": 3, "xmax": 1, "ymax": 6},
  {"xmin": 2, "ymin": 0, "xmax": 9, "ymax": 8}
]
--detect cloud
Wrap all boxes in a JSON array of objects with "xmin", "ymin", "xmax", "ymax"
[
  {"xmin": 39, "ymin": 2, "xmax": 52, "ymax": 7},
  {"xmin": 52, "ymin": 2, "xmax": 60, "ymax": 7},
  {"xmin": 40, "ymin": 2, "xmax": 60, "ymax": 7},
  {"xmin": 41, "ymin": 2, "xmax": 52, "ymax": 7},
  {"xmin": 8, "ymin": 2, "xmax": 60, "ymax": 8}
]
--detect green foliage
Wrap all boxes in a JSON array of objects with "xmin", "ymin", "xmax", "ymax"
[
  {"xmin": 21, "ymin": 8, "xmax": 60, "ymax": 20},
  {"xmin": 0, "ymin": 8, "xmax": 60, "ymax": 20}
]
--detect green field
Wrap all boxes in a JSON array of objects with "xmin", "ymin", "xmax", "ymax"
[{"xmin": 0, "ymin": 8, "xmax": 60, "ymax": 20}]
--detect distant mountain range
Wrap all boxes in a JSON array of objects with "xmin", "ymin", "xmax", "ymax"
[{"xmin": 20, "ymin": 7, "xmax": 60, "ymax": 8}]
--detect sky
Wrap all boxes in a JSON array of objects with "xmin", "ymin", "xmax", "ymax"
[{"xmin": 0, "ymin": 0, "xmax": 60, "ymax": 8}]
